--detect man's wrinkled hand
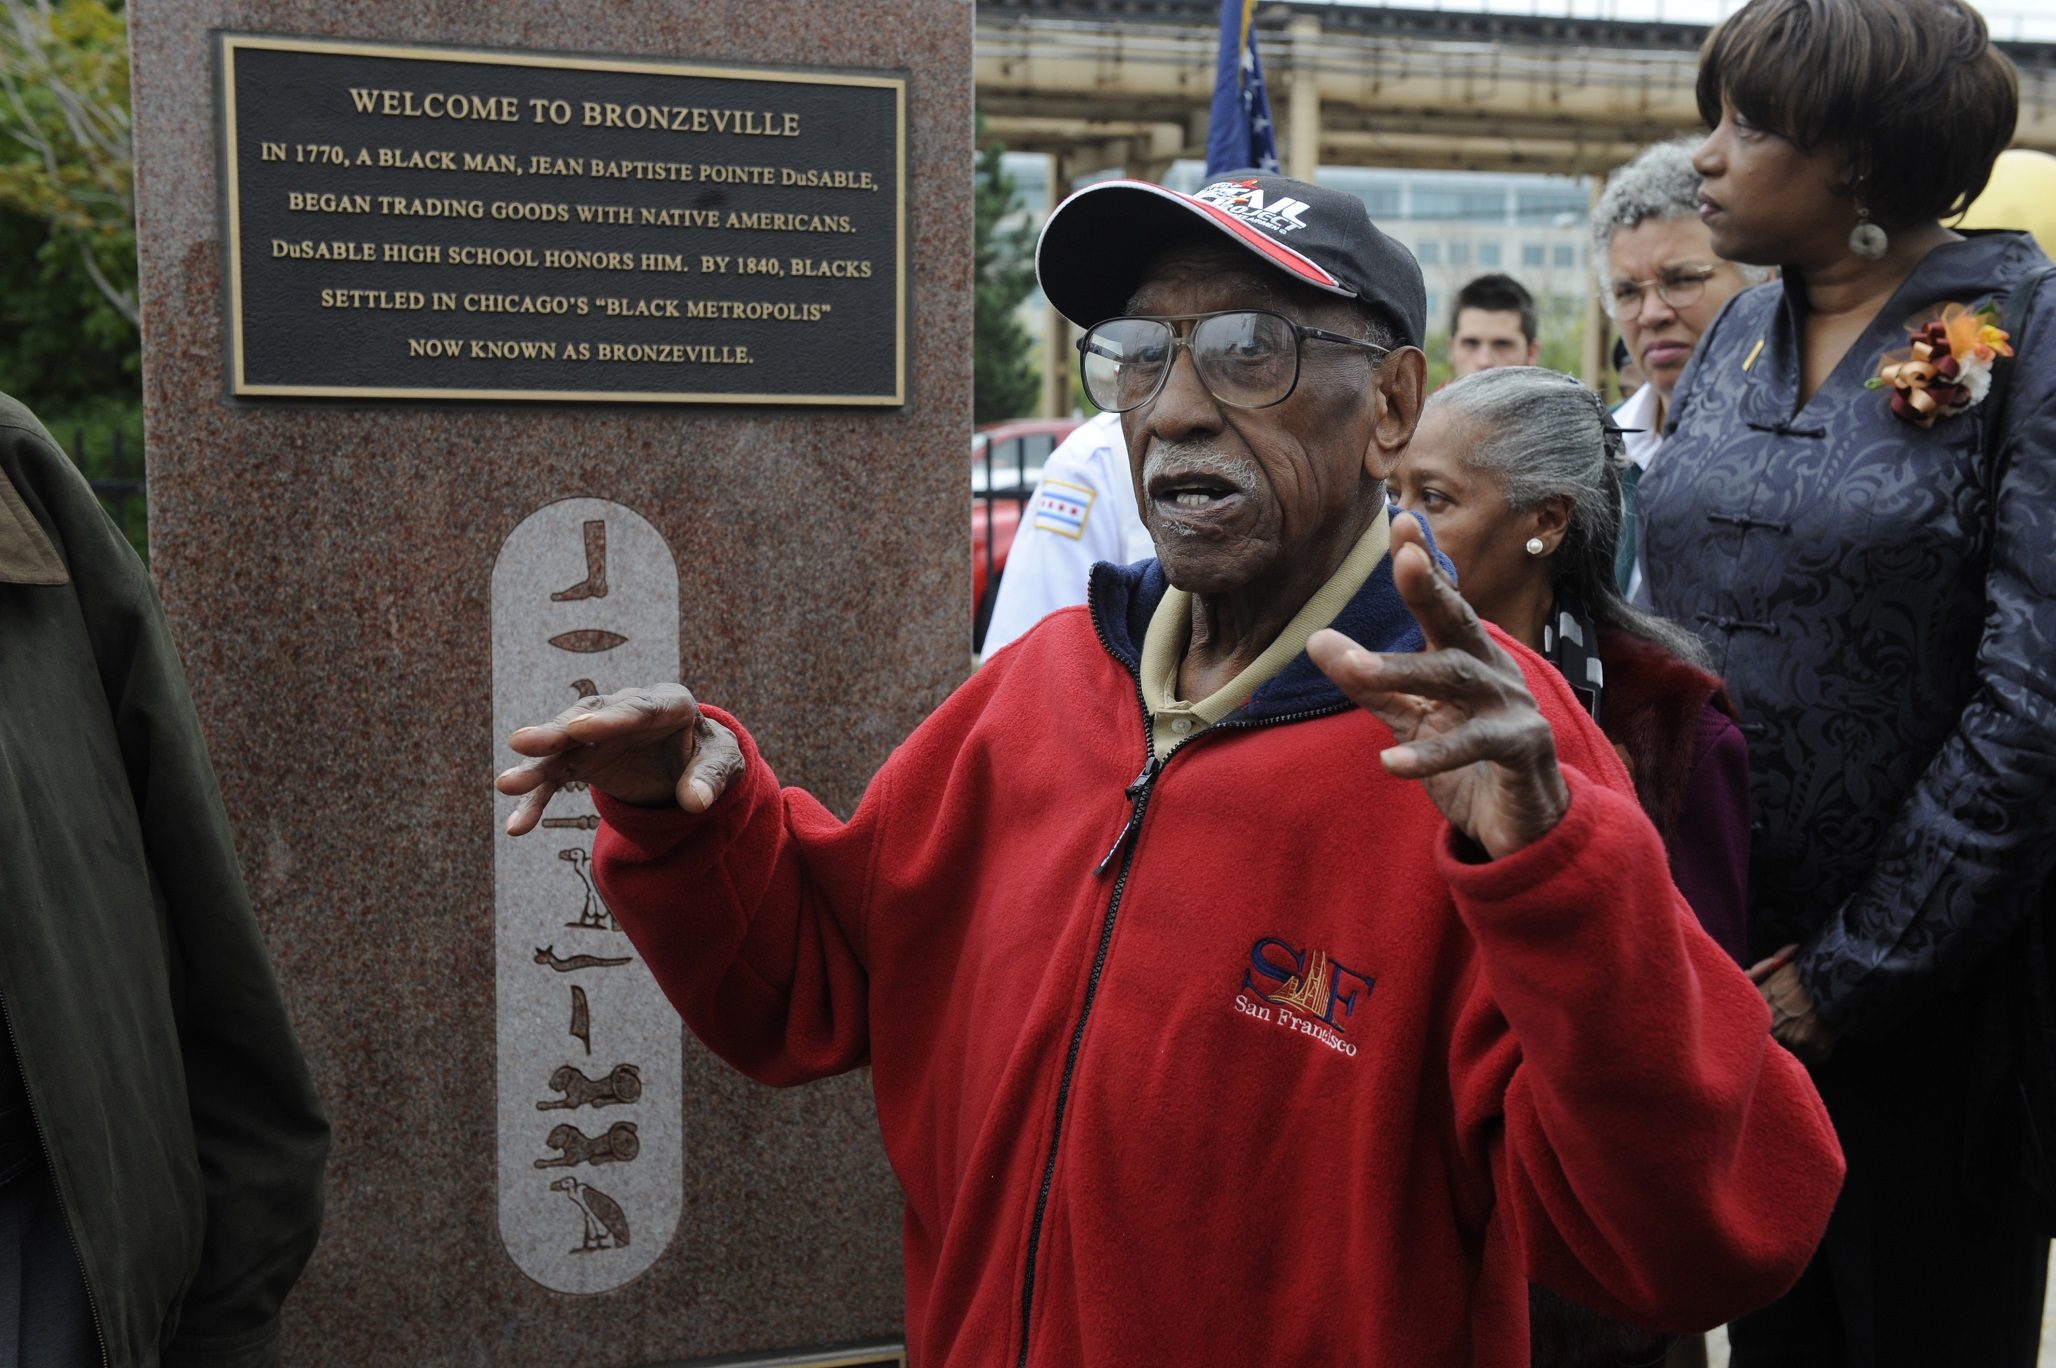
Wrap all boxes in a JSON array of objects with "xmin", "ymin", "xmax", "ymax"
[
  {"xmin": 1306, "ymin": 517, "xmax": 1570, "ymax": 861},
  {"xmin": 1749, "ymin": 946, "xmax": 1838, "ymax": 1064},
  {"xmin": 493, "ymin": 683, "xmax": 743, "ymax": 836}
]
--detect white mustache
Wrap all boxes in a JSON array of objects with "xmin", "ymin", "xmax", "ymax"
[{"xmin": 1140, "ymin": 440, "xmax": 1258, "ymax": 494}]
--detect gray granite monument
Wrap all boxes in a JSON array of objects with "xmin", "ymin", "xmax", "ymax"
[{"xmin": 128, "ymin": 2, "xmax": 971, "ymax": 1362}]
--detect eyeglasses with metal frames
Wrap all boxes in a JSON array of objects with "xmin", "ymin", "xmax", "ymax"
[
  {"xmin": 1075, "ymin": 309, "xmax": 1391, "ymax": 414},
  {"xmin": 1601, "ymin": 263, "xmax": 1723, "ymax": 320}
]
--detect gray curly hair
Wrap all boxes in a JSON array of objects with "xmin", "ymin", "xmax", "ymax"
[{"xmin": 1590, "ymin": 138, "xmax": 1774, "ymax": 287}]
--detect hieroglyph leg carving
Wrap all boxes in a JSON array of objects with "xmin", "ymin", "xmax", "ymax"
[
  {"xmin": 492, "ymin": 498, "xmax": 683, "ymax": 1294},
  {"xmin": 569, "ymin": 986, "xmax": 592, "ymax": 1056}
]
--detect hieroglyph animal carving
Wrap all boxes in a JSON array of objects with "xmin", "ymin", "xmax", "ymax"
[
  {"xmin": 537, "ymin": 1063, "xmax": 643, "ymax": 1111},
  {"xmin": 533, "ymin": 1121, "xmax": 639, "ymax": 1169},
  {"xmin": 533, "ymin": 945, "xmax": 630, "ymax": 973}
]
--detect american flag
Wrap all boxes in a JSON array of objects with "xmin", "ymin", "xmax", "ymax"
[{"xmin": 1205, "ymin": 0, "xmax": 1281, "ymax": 176}]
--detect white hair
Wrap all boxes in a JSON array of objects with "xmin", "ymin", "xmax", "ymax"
[{"xmin": 1590, "ymin": 138, "xmax": 1774, "ymax": 287}]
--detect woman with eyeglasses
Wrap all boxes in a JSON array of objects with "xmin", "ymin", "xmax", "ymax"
[
  {"xmin": 1638, "ymin": 0, "xmax": 2056, "ymax": 1361},
  {"xmin": 1591, "ymin": 139, "xmax": 1771, "ymax": 604}
]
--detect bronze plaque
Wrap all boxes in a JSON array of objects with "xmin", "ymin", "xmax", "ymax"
[{"xmin": 218, "ymin": 35, "xmax": 905, "ymax": 404}]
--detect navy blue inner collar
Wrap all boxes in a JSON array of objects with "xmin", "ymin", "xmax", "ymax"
[{"xmin": 1087, "ymin": 504, "xmax": 1449, "ymax": 723}]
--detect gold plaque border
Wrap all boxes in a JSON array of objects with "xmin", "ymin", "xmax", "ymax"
[{"xmin": 219, "ymin": 33, "xmax": 908, "ymax": 406}]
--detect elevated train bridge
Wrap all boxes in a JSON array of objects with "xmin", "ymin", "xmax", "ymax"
[
  {"xmin": 977, "ymin": 0, "xmax": 2056, "ymax": 396},
  {"xmin": 979, "ymin": 0, "xmax": 2056, "ymax": 184}
]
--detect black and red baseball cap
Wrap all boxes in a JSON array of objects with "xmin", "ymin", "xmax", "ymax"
[{"xmin": 1035, "ymin": 171, "xmax": 1428, "ymax": 349}]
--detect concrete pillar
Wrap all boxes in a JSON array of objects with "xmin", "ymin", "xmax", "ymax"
[
  {"xmin": 1045, "ymin": 308, "xmax": 1075, "ymax": 417},
  {"xmin": 1288, "ymin": 16, "xmax": 1322, "ymax": 182},
  {"xmin": 1581, "ymin": 173, "xmax": 1607, "ymax": 390},
  {"xmin": 1044, "ymin": 151, "xmax": 1074, "ymax": 417}
]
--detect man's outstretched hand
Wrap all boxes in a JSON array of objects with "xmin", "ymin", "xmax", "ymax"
[
  {"xmin": 1307, "ymin": 516, "xmax": 1570, "ymax": 861},
  {"xmin": 494, "ymin": 684, "xmax": 743, "ymax": 836}
]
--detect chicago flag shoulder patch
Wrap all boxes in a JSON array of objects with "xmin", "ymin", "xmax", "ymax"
[{"xmin": 1031, "ymin": 479, "xmax": 1096, "ymax": 540}]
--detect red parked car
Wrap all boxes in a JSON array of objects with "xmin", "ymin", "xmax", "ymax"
[{"xmin": 971, "ymin": 417, "xmax": 1082, "ymax": 650}]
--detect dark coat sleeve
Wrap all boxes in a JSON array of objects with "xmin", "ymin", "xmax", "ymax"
[
  {"xmin": 14, "ymin": 422, "xmax": 330, "ymax": 1366},
  {"xmin": 1799, "ymin": 322, "xmax": 2056, "ymax": 1036}
]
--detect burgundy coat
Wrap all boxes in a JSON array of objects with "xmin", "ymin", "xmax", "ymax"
[{"xmin": 1597, "ymin": 627, "xmax": 1752, "ymax": 965}]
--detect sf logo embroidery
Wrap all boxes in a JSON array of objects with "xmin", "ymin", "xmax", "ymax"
[{"xmin": 1234, "ymin": 937, "xmax": 1374, "ymax": 1058}]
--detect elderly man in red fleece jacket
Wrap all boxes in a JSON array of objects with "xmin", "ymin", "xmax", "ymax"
[{"xmin": 497, "ymin": 173, "xmax": 1842, "ymax": 1366}]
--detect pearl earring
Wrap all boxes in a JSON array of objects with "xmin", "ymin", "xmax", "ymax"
[
  {"xmin": 1849, "ymin": 205, "xmax": 1889, "ymax": 260},
  {"xmin": 1524, "ymin": 537, "xmax": 1545, "ymax": 556}
]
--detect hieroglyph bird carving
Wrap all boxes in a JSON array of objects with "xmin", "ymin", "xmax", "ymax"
[
  {"xmin": 549, "ymin": 1176, "xmax": 630, "ymax": 1253},
  {"xmin": 557, "ymin": 847, "xmax": 616, "ymax": 931}
]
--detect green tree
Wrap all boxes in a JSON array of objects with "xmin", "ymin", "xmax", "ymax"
[
  {"xmin": 0, "ymin": 0, "xmax": 136, "ymax": 327},
  {"xmin": 973, "ymin": 135, "xmax": 1040, "ymax": 424},
  {"xmin": 0, "ymin": 197, "xmax": 135, "ymax": 410},
  {"xmin": 1534, "ymin": 296, "xmax": 1589, "ymax": 382},
  {"xmin": 0, "ymin": 0, "xmax": 145, "ymax": 556}
]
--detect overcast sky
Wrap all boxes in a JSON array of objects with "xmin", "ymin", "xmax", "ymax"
[{"xmin": 1326, "ymin": 0, "xmax": 2056, "ymax": 42}]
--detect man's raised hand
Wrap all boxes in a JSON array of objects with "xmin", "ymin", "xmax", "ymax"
[
  {"xmin": 1306, "ymin": 516, "xmax": 1569, "ymax": 860},
  {"xmin": 494, "ymin": 684, "xmax": 743, "ymax": 836}
]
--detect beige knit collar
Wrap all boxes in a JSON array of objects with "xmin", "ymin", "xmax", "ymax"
[{"xmin": 0, "ymin": 468, "xmax": 69, "ymax": 585}]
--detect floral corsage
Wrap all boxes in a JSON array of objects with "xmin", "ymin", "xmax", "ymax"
[{"xmin": 1866, "ymin": 302, "xmax": 2014, "ymax": 429}]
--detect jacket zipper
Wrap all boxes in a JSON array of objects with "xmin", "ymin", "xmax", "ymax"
[
  {"xmin": 1013, "ymin": 614, "xmax": 1350, "ymax": 1365},
  {"xmin": 0, "ymin": 989, "xmax": 110, "ymax": 1367},
  {"xmin": 1091, "ymin": 754, "xmax": 1162, "ymax": 877}
]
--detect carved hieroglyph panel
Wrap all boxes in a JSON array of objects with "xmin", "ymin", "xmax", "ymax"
[{"xmin": 492, "ymin": 498, "xmax": 683, "ymax": 1293}]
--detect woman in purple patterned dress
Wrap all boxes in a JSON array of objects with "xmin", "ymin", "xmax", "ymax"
[{"xmin": 1640, "ymin": 0, "xmax": 2055, "ymax": 1362}]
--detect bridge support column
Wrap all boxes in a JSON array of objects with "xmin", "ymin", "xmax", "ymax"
[
  {"xmin": 1581, "ymin": 173, "xmax": 1607, "ymax": 389},
  {"xmin": 1288, "ymin": 16, "xmax": 1322, "ymax": 181},
  {"xmin": 1043, "ymin": 152, "xmax": 1074, "ymax": 418}
]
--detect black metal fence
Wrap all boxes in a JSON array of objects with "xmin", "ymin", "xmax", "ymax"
[
  {"xmin": 971, "ymin": 426, "xmax": 1065, "ymax": 653},
  {"xmin": 69, "ymin": 426, "xmax": 149, "ymax": 559}
]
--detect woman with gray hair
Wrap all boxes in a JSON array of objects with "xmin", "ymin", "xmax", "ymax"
[
  {"xmin": 1591, "ymin": 138, "xmax": 1768, "ymax": 602},
  {"xmin": 1393, "ymin": 366, "xmax": 1749, "ymax": 957},
  {"xmin": 1395, "ymin": 366, "xmax": 1753, "ymax": 1368}
]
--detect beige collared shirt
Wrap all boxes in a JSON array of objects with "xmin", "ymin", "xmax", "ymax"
[{"xmin": 1138, "ymin": 510, "xmax": 1391, "ymax": 760}]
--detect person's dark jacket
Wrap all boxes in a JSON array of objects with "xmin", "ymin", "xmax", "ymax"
[
  {"xmin": 1643, "ymin": 231, "xmax": 2056, "ymax": 1037},
  {"xmin": 0, "ymin": 394, "xmax": 329, "ymax": 1367}
]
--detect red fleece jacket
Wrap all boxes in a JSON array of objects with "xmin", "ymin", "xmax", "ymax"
[{"xmin": 593, "ymin": 606, "xmax": 1842, "ymax": 1367}]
